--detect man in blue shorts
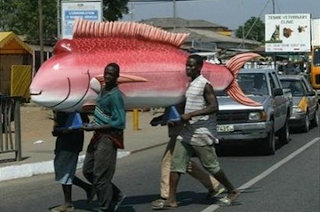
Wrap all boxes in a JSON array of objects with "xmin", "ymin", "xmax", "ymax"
[{"xmin": 51, "ymin": 111, "xmax": 94, "ymax": 212}]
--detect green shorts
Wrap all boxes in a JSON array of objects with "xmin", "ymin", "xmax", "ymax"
[{"xmin": 171, "ymin": 137, "xmax": 220, "ymax": 175}]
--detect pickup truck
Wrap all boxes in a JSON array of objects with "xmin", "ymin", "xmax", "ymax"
[{"xmin": 216, "ymin": 69, "xmax": 292, "ymax": 155}]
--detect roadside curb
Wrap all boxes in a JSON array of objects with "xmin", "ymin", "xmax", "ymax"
[
  {"xmin": 0, "ymin": 151, "xmax": 131, "ymax": 182},
  {"xmin": 0, "ymin": 142, "xmax": 167, "ymax": 182}
]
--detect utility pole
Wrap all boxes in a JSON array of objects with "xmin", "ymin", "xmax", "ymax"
[
  {"xmin": 272, "ymin": 0, "xmax": 276, "ymax": 69},
  {"xmin": 130, "ymin": 2, "xmax": 135, "ymax": 21},
  {"xmin": 38, "ymin": 0, "xmax": 44, "ymax": 65},
  {"xmin": 173, "ymin": 0, "xmax": 176, "ymax": 30},
  {"xmin": 272, "ymin": 0, "xmax": 275, "ymax": 14},
  {"xmin": 241, "ymin": 0, "xmax": 244, "ymax": 49},
  {"xmin": 57, "ymin": 0, "xmax": 61, "ymax": 39}
]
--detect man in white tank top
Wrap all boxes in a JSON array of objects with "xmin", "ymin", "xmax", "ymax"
[{"xmin": 152, "ymin": 54, "xmax": 240, "ymax": 210}]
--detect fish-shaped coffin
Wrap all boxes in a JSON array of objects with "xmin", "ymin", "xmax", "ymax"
[{"xmin": 30, "ymin": 18, "xmax": 261, "ymax": 112}]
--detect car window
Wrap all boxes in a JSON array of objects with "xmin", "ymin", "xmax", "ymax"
[
  {"xmin": 280, "ymin": 79, "xmax": 306, "ymax": 96},
  {"xmin": 237, "ymin": 73, "xmax": 268, "ymax": 95}
]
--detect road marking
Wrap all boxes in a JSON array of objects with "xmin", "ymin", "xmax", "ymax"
[{"xmin": 201, "ymin": 137, "xmax": 320, "ymax": 212}]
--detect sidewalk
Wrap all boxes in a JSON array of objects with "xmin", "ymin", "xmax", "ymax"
[{"xmin": 0, "ymin": 106, "xmax": 168, "ymax": 182}]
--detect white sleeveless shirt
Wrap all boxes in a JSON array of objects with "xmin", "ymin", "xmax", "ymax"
[{"xmin": 179, "ymin": 75, "xmax": 218, "ymax": 146}]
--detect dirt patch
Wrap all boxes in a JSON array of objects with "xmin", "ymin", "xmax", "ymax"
[{"xmin": 20, "ymin": 106, "xmax": 54, "ymax": 143}]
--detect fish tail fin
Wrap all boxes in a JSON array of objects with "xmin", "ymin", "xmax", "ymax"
[
  {"xmin": 227, "ymin": 81, "xmax": 261, "ymax": 106},
  {"xmin": 226, "ymin": 52, "xmax": 261, "ymax": 77},
  {"xmin": 225, "ymin": 52, "xmax": 262, "ymax": 106}
]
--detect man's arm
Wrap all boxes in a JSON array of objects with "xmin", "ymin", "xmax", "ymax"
[{"xmin": 181, "ymin": 83, "xmax": 218, "ymax": 121}]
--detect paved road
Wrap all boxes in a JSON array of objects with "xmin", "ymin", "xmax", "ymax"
[{"xmin": 1, "ymin": 125, "xmax": 319, "ymax": 212}]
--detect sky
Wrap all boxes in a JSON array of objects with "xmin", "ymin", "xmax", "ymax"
[{"xmin": 122, "ymin": 0, "xmax": 320, "ymax": 30}]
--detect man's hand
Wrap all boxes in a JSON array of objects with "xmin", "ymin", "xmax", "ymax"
[
  {"xmin": 150, "ymin": 115, "xmax": 163, "ymax": 126},
  {"xmin": 83, "ymin": 123, "xmax": 97, "ymax": 131},
  {"xmin": 180, "ymin": 113, "xmax": 192, "ymax": 122}
]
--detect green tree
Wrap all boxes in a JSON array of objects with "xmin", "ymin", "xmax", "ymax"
[
  {"xmin": 235, "ymin": 17, "xmax": 265, "ymax": 43},
  {"xmin": 0, "ymin": 0, "xmax": 129, "ymax": 43},
  {"xmin": 0, "ymin": 0, "xmax": 57, "ymax": 43},
  {"xmin": 103, "ymin": 0, "xmax": 129, "ymax": 21}
]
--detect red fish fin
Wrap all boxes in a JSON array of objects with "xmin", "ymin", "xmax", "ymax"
[
  {"xmin": 92, "ymin": 74, "xmax": 148, "ymax": 84},
  {"xmin": 90, "ymin": 74, "xmax": 147, "ymax": 93},
  {"xmin": 226, "ymin": 52, "xmax": 261, "ymax": 77},
  {"xmin": 227, "ymin": 81, "xmax": 261, "ymax": 106},
  {"xmin": 118, "ymin": 74, "xmax": 148, "ymax": 83},
  {"xmin": 73, "ymin": 18, "xmax": 189, "ymax": 47}
]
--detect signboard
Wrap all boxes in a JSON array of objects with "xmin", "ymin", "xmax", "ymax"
[
  {"xmin": 265, "ymin": 13, "xmax": 311, "ymax": 52},
  {"xmin": 61, "ymin": 0, "xmax": 103, "ymax": 39}
]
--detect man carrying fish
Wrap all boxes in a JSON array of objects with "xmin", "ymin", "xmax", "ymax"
[
  {"xmin": 149, "ymin": 105, "xmax": 224, "ymax": 206},
  {"xmin": 82, "ymin": 63, "xmax": 126, "ymax": 212},
  {"xmin": 152, "ymin": 54, "xmax": 240, "ymax": 210}
]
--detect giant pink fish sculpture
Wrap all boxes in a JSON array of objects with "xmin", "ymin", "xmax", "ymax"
[{"xmin": 29, "ymin": 19, "xmax": 261, "ymax": 112}]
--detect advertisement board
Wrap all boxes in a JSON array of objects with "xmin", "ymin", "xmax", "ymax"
[
  {"xmin": 61, "ymin": 0, "xmax": 103, "ymax": 39},
  {"xmin": 265, "ymin": 13, "xmax": 311, "ymax": 52}
]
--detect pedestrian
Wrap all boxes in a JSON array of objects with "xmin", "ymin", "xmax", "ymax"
[
  {"xmin": 152, "ymin": 54, "xmax": 240, "ymax": 210},
  {"xmin": 150, "ymin": 105, "xmax": 224, "ymax": 207},
  {"xmin": 82, "ymin": 63, "xmax": 126, "ymax": 212},
  {"xmin": 51, "ymin": 111, "xmax": 95, "ymax": 212}
]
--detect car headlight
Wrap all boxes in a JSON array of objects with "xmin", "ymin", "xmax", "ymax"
[
  {"xmin": 248, "ymin": 111, "xmax": 266, "ymax": 121},
  {"xmin": 292, "ymin": 106, "xmax": 303, "ymax": 113}
]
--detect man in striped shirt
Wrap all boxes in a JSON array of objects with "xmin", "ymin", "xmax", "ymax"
[
  {"xmin": 153, "ymin": 55, "xmax": 239, "ymax": 210},
  {"xmin": 83, "ymin": 63, "xmax": 126, "ymax": 212}
]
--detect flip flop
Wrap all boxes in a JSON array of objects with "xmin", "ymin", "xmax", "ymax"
[
  {"xmin": 217, "ymin": 190, "xmax": 240, "ymax": 206},
  {"xmin": 217, "ymin": 197, "xmax": 232, "ymax": 206},
  {"xmin": 206, "ymin": 188, "xmax": 226, "ymax": 199},
  {"xmin": 151, "ymin": 200, "xmax": 177, "ymax": 210},
  {"xmin": 151, "ymin": 198, "xmax": 166, "ymax": 205}
]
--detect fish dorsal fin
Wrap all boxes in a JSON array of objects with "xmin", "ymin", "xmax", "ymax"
[{"xmin": 73, "ymin": 18, "xmax": 189, "ymax": 47}]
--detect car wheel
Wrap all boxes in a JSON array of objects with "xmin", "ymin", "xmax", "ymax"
[
  {"xmin": 302, "ymin": 113, "xmax": 310, "ymax": 132},
  {"xmin": 262, "ymin": 121, "xmax": 275, "ymax": 155},
  {"xmin": 278, "ymin": 118, "xmax": 289, "ymax": 144},
  {"xmin": 311, "ymin": 109, "xmax": 319, "ymax": 128}
]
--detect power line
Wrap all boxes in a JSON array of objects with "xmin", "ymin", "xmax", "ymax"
[{"xmin": 237, "ymin": 0, "xmax": 271, "ymax": 49}]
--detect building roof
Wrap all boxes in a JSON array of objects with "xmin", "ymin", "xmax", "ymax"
[
  {"xmin": 0, "ymin": 32, "xmax": 33, "ymax": 54},
  {"xmin": 139, "ymin": 17, "xmax": 225, "ymax": 29},
  {"xmin": 168, "ymin": 28, "xmax": 261, "ymax": 45}
]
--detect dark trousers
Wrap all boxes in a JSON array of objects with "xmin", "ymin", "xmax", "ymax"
[{"xmin": 83, "ymin": 134, "xmax": 120, "ymax": 211}]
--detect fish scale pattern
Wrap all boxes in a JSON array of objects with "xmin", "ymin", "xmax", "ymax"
[{"xmin": 29, "ymin": 19, "xmax": 262, "ymax": 112}]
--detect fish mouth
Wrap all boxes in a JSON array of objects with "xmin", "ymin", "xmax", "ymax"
[
  {"xmin": 55, "ymin": 71, "xmax": 91, "ymax": 111},
  {"xmin": 30, "ymin": 71, "xmax": 91, "ymax": 111}
]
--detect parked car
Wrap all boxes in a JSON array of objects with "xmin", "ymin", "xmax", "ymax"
[
  {"xmin": 279, "ymin": 75, "xmax": 319, "ymax": 132},
  {"xmin": 216, "ymin": 69, "xmax": 291, "ymax": 155}
]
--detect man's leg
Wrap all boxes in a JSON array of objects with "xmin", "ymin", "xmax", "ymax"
[
  {"xmin": 166, "ymin": 172, "xmax": 180, "ymax": 207},
  {"xmin": 93, "ymin": 136, "xmax": 117, "ymax": 211},
  {"xmin": 73, "ymin": 176, "xmax": 95, "ymax": 203},
  {"xmin": 195, "ymin": 145, "xmax": 240, "ymax": 203},
  {"xmin": 159, "ymin": 137, "xmax": 176, "ymax": 199},
  {"xmin": 165, "ymin": 138, "xmax": 191, "ymax": 207},
  {"xmin": 82, "ymin": 142, "xmax": 95, "ymax": 184},
  {"xmin": 51, "ymin": 185, "xmax": 74, "ymax": 212},
  {"xmin": 213, "ymin": 170, "xmax": 240, "ymax": 201},
  {"xmin": 187, "ymin": 161, "xmax": 221, "ymax": 197},
  {"xmin": 52, "ymin": 151, "xmax": 77, "ymax": 212},
  {"xmin": 62, "ymin": 184, "xmax": 73, "ymax": 206}
]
